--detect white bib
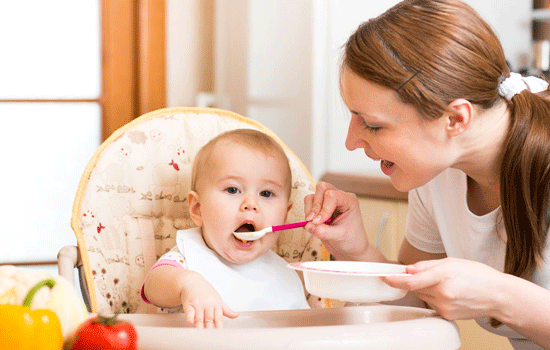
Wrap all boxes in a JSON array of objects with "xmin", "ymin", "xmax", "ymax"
[{"xmin": 176, "ymin": 228, "xmax": 310, "ymax": 312}]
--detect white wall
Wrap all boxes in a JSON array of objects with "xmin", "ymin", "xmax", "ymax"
[
  {"xmin": 166, "ymin": 0, "xmax": 213, "ymax": 107},
  {"xmin": 166, "ymin": 0, "xmax": 532, "ymax": 181},
  {"xmin": 466, "ymin": 1, "xmax": 531, "ymax": 71},
  {"xmin": 314, "ymin": 1, "xmax": 402, "ymax": 180},
  {"xmin": 214, "ymin": 0, "xmax": 314, "ymax": 170}
]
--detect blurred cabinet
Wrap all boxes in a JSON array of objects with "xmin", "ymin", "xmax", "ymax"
[
  {"xmin": 532, "ymin": 0, "xmax": 550, "ymax": 73},
  {"xmin": 455, "ymin": 320, "xmax": 513, "ymax": 350},
  {"xmin": 358, "ymin": 197, "xmax": 407, "ymax": 262}
]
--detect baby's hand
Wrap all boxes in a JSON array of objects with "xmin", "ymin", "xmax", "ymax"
[{"xmin": 180, "ymin": 272, "xmax": 239, "ymax": 328}]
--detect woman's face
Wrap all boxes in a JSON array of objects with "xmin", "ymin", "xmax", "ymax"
[{"xmin": 340, "ymin": 66, "xmax": 455, "ymax": 192}]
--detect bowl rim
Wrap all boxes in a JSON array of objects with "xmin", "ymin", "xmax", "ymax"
[{"xmin": 288, "ymin": 261, "xmax": 408, "ymax": 277}]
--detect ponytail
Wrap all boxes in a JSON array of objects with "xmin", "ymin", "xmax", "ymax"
[
  {"xmin": 500, "ymin": 89, "xmax": 550, "ymax": 279},
  {"xmin": 494, "ymin": 89, "xmax": 550, "ymax": 326}
]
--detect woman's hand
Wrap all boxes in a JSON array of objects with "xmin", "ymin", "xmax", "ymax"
[
  {"xmin": 304, "ymin": 182, "xmax": 384, "ymax": 262},
  {"xmin": 381, "ymin": 257, "xmax": 506, "ymax": 321},
  {"xmin": 180, "ymin": 271, "xmax": 238, "ymax": 328}
]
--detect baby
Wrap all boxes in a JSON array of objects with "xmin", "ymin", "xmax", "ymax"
[{"xmin": 141, "ymin": 129, "xmax": 309, "ymax": 328}]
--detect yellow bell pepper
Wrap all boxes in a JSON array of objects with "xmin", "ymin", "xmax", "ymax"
[{"xmin": 0, "ymin": 279, "xmax": 63, "ymax": 350}]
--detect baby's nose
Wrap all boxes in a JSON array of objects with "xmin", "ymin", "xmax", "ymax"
[{"xmin": 240, "ymin": 196, "xmax": 258, "ymax": 212}]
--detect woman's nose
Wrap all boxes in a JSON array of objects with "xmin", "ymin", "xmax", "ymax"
[
  {"xmin": 345, "ymin": 120, "xmax": 367, "ymax": 151},
  {"xmin": 240, "ymin": 195, "xmax": 258, "ymax": 212},
  {"xmin": 345, "ymin": 132, "xmax": 357, "ymax": 151}
]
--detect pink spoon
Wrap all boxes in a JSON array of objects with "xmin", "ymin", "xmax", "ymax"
[{"xmin": 233, "ymin": 218, "xmax": 331, "ymax": 241}]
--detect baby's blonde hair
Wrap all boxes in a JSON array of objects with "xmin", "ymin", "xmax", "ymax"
[{"xmin": 191, "ymin": 129, "xmax": 292, "ymax": 197}]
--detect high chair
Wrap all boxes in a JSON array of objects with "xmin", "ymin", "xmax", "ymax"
[
  {"xmin": 58, "ymin": 107, "xmax": 328, "ymax": 314},
  {"xmin": 58, "ymin": 107, "xmax": 462, "ymax": 349}
]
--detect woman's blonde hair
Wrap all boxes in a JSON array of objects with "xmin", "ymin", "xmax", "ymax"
[
  {"xmin": 343, "ymin": 0, "xmax": 550, "ymax": 325},
  {"xmin": 191, "ymin": 128, "xmax": 292, "ymax": 197}
]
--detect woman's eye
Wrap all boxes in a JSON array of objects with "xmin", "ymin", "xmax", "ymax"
[
  {"xmin": 225, "ymin": 187, "xmax": 239, "ymax": 194},
  {"xmin": 360, "ymin": 119, "xmax": 381, "ymax": 133},
  {"xmin": 365, "ymin": 125, "xmax": 381, "ymax": 133},
  {"xmin": 260, "ymin": 190, "xmax": 273, "ymax": 198},
  {"xmin": 352, "ymin": 112, "xmax": 381, "ymax": 133}
]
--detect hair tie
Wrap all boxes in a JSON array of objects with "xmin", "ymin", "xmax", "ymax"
[{"xmin": 498, "ymin": 72, "xmax": 548, "ymax": 101}]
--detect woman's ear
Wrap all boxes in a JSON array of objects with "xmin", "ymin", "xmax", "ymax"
[
  {"xmin": 445, "ymin": 99, "xmax": 473, "ymax": 137},
  {"xmin": 188, "ymin": 191, "xmax": 203, "ymax": 227}
]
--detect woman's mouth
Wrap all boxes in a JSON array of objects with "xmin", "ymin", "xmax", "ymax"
[
  {"xmin": 381, "ymin": 159, "xmax": 394, "ymax": 168},
  {"xmin": 380, "ymin": 159, "xmax": 396, "ymax": 176}
]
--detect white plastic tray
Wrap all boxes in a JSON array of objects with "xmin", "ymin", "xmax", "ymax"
[{"xmin": 119, "ymin": 305, "xmax": 461, "ymax": 350}]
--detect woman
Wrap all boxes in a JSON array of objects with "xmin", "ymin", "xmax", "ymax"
[{"xmin": 304, "ymin": 1, "xmax": 550, "ymax": 348}]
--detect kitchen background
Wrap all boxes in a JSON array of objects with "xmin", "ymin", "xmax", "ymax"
[{"xmin": 0, "ymin": 0, "xmax": 539, "ymax": 296}]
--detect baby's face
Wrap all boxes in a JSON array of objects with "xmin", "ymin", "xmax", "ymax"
[{"xmin": 193, "ymin": 142, "xmax": 291, "ymax": 264}]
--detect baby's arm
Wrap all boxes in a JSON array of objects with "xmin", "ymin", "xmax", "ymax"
[{"xmin": 142, "ymin": 261, "xmax": 238, "ymax": 328}]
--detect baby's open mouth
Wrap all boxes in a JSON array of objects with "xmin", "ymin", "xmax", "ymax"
[{"xmin": 233, "ymin": 223, "xmax": 255, "ymax": 243}]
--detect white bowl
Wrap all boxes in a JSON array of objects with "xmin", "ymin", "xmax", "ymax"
[{"xmin": 289, "ymin": 261, "xmax": 408, "ymax": 302}]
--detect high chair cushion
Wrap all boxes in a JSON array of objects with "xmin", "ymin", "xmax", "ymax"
[{"xmin": 72, "ymin": 107, "xmax": 327, "ymax": 314}]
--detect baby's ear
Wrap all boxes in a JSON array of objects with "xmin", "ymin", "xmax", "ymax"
[{"xmin": 188, "ymin": 191, "xmax": 203, "ymax": 227}]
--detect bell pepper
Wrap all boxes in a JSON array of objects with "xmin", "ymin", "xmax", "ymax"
[{"xmin": 0, "ymin": 279, "xmax": 63, "ymax": 350}]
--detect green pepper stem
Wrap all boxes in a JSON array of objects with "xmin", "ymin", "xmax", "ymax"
[
  {"xmin": 22, "ymin": 279, "xmax": 57, "ymax": 308},
  {"xmin": 96, "ymin": 307, "xmax": 124, "ymax": 326}
]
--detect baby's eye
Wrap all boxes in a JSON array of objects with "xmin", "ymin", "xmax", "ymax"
[
  {"xmin": 260, "ymin": 190, "xmax": 273, "ymax": 198},
  {"xmin": 225, "ymin": 187, "xmax": 240, "ymax": 194}
]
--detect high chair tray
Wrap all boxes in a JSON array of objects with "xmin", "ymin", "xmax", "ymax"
[{"xmin": 119, "ymin": 304, "xmax": 461, "ymax": 350}]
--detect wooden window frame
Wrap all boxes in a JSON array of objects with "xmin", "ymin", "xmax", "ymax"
[{"xmin": 102, "ymin": 0, "xmax": 166, "ymax": 140}]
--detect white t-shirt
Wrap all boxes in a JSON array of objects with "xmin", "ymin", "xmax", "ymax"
[{"xmin": 405, "ymin": 168, "xmax": 550, "ymax": 350}]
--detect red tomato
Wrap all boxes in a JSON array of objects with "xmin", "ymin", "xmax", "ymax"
[{"xmin": 72, "ymin": 313, "xmax": 138, "ymax": 350}]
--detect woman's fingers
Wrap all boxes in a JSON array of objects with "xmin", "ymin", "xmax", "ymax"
[
  {"xmin": 305, "ymin": 182, "xmax": 362, "ymax": 225},
  {"xmin": 405, "ymin": 258, "xmax": 446, "ymax": 274},
  {"xmin": 381, "ymin": 259, "xmax": 446, "ymax": 291},
  {"xmin": 304, "ymin": 182, "xmax": 373, "ymax": 261},
  {"xmin": 305, "ymin": 182, "xmax": 338, "ymax": 221},
  {"xmin": 312, "ymin": 189, "xmax": 342, "ymax": 224}
]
